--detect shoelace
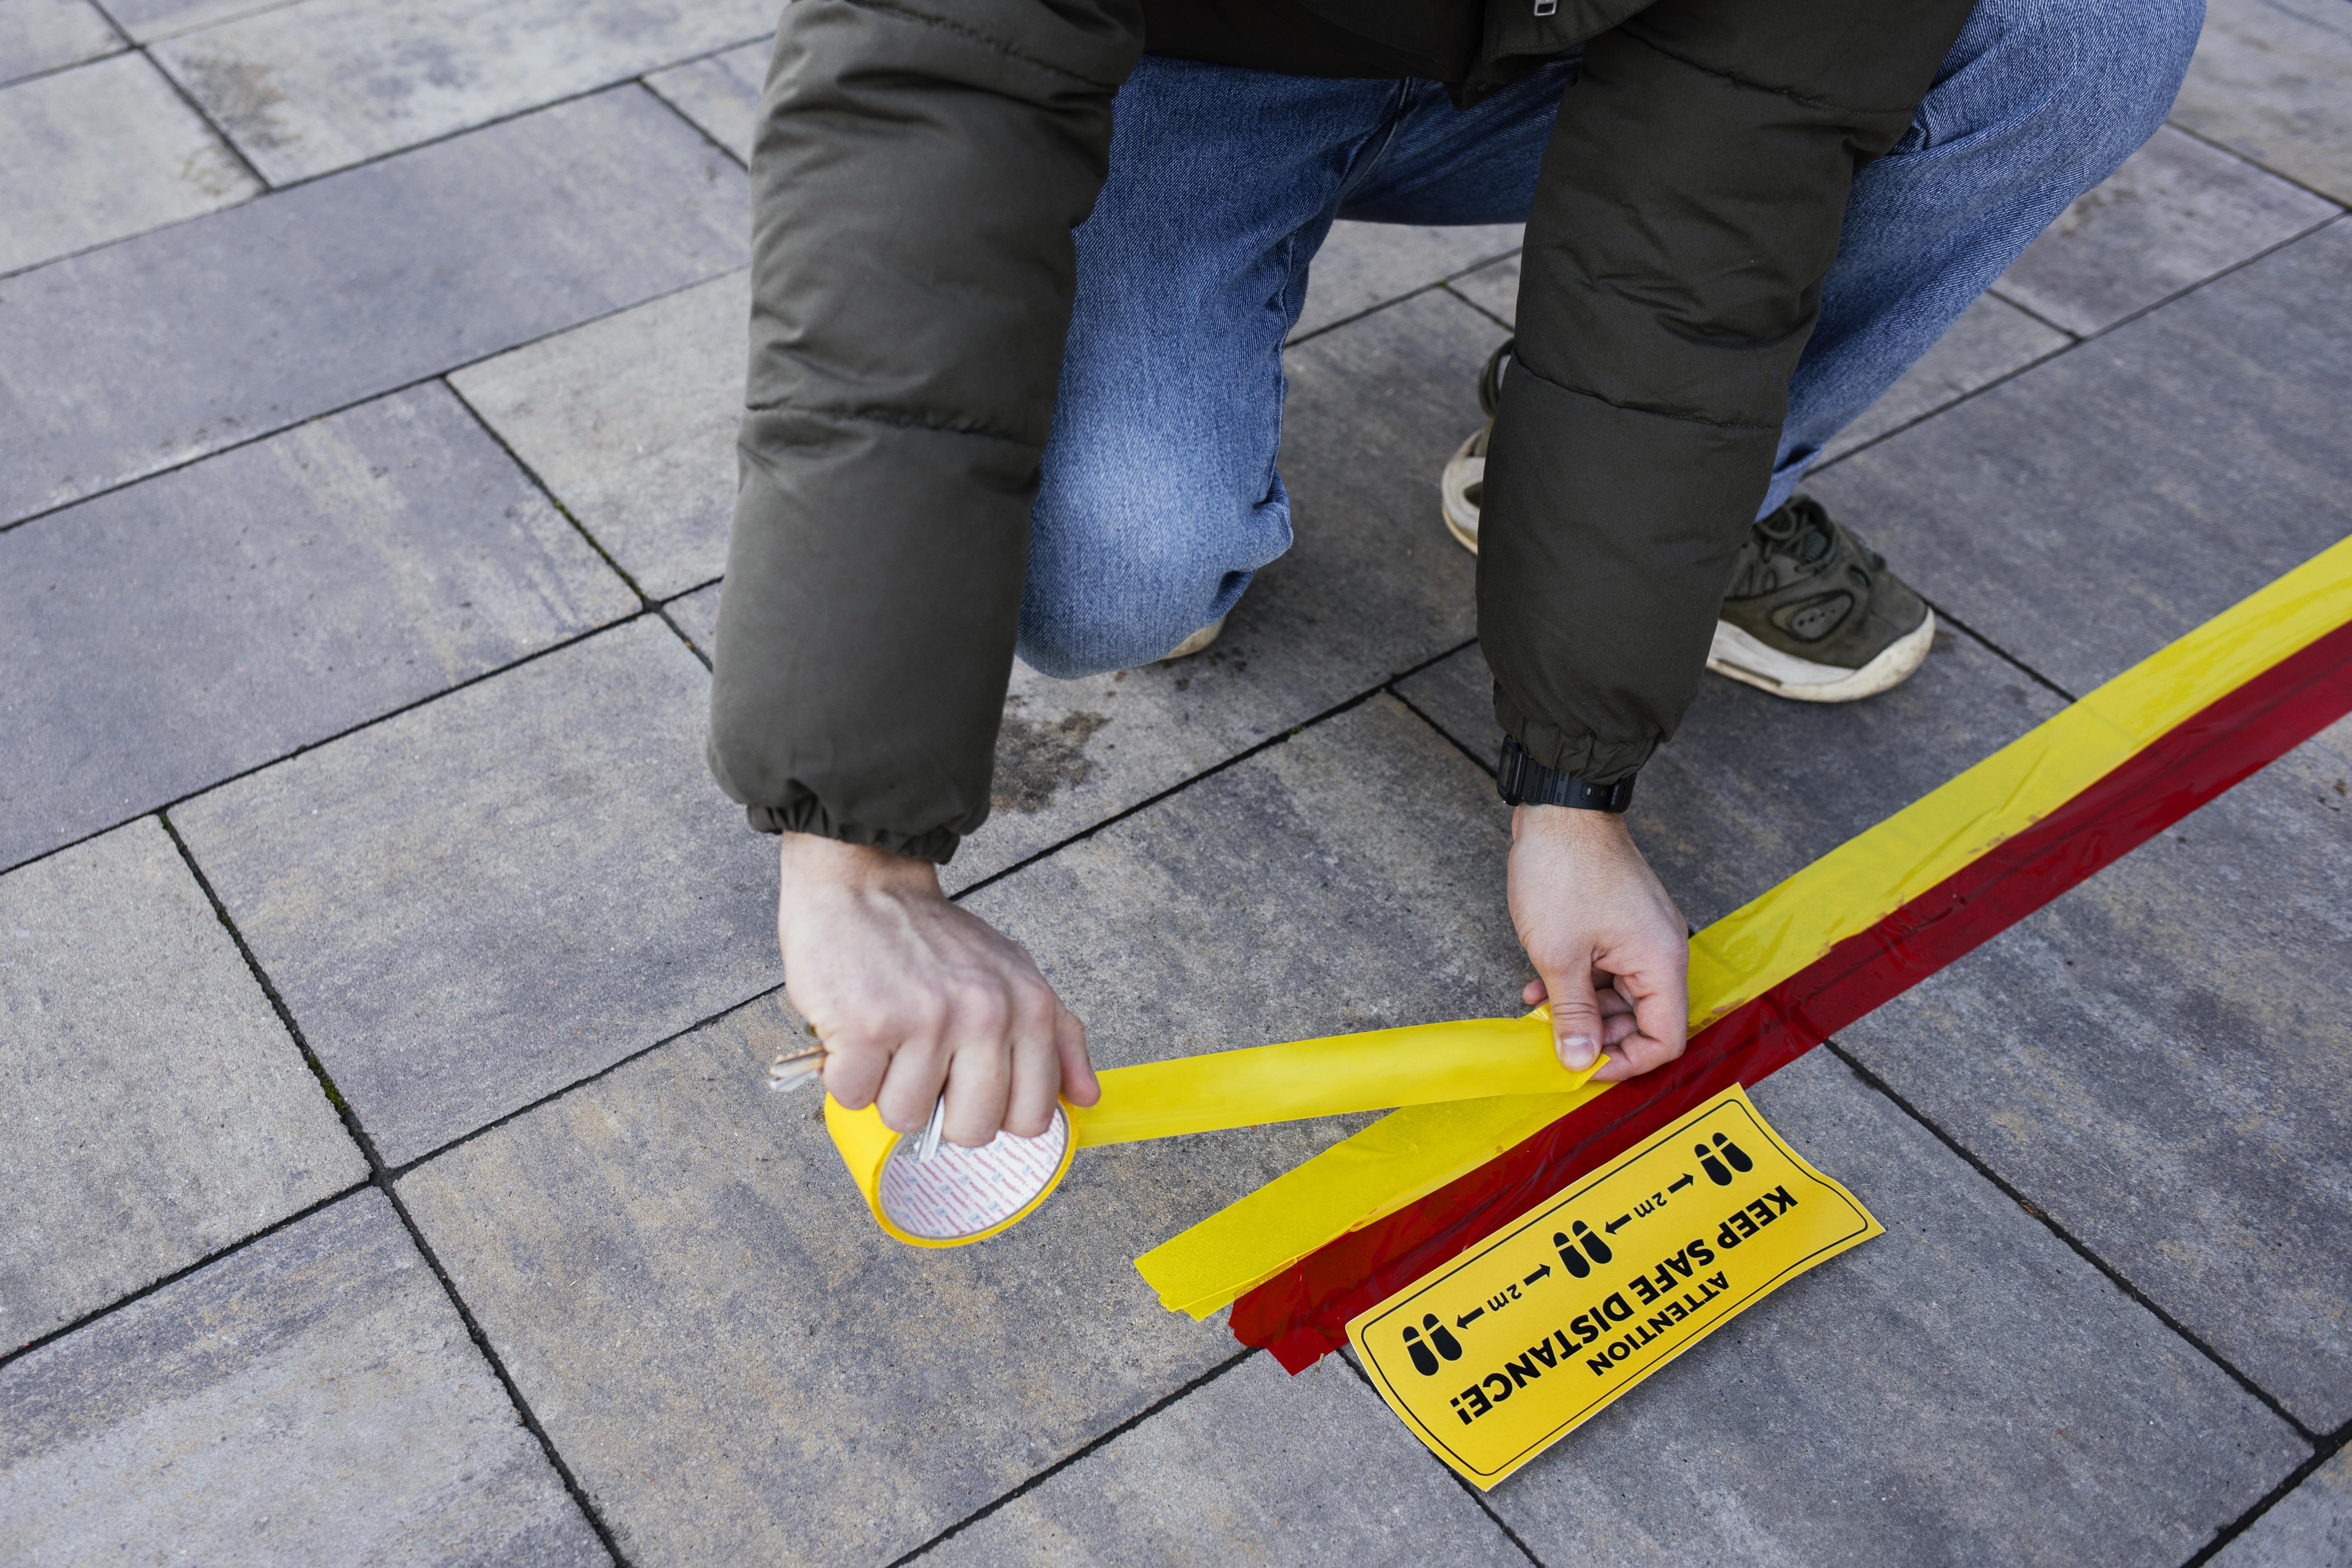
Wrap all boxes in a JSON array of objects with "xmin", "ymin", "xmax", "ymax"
[{"xmin": 1755, "ymin": 495, "xmax": 1838, "ymax": 568}]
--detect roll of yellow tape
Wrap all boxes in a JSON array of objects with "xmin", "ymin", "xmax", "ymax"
[{"xmin": 824, "ymin": 1008, "xmax": 1598, "ymax": 1248}]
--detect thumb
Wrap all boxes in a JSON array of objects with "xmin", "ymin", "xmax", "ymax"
[{"xmin": 1543, "ymin": 964, "xmax": 1604, "ymax": 1071}]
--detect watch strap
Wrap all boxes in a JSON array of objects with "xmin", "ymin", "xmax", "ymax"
[{"xmin": 1496, "ymin": 738, "xmax": 1636, "ymax": 812}]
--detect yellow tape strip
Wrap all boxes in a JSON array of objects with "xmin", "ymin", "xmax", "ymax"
[
  {"xmin": 1070, "ymin": 1013, "xmax": 1595, "ymax": 1147},
  {"xmin": 1137, "ymin": 535, "xmax": 2352, "ymax": 1319}
]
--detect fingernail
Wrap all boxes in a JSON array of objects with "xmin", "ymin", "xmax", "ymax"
[{"xmin": 1559, "ymin": 1035, "xmax": 1598, "ymax": 1069}]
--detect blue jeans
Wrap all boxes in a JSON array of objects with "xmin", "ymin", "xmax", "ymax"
[{"xmin": 1017, "ymin": 0, "xmax": 2203, "ymax": 678}]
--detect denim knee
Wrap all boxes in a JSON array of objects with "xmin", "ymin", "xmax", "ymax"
[
  {"xmin": 1015, "ymin": 449, "xmax": 1291, "ymax": 680},
  {"xmin": 1928, "ymin": 0, "xmax": 2204, "ymax": 179}
]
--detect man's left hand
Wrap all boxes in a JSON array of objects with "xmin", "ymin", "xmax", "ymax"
[{"xmin": 1507, "ymin": 804, "xmax": 1689, "ymax": 1083}]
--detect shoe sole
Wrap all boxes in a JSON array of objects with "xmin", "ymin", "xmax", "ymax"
[
  {"xmin": 1159, "ymin": 614, "xmax": 1227, "ymax": 662},
  {"xmin": 1441, "ymin": 431, "xmax": 1482, "ymax": 554},
  {"xmin": 1707, "ymin": 609, "xmax": 1936, "ymax": 703}
]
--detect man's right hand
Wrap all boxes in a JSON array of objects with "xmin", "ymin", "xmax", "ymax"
[{"xmin": 775, "ymin": 833, "xmax": 1098, "ymax": 1147}]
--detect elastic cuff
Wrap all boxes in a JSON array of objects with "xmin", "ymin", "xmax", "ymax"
[
  {"xmin": 1491, "ymin": 684, "xmax": 1656, "ymax": 786},
  {"xmin": 742, "ymin": 797, "xmax": 962, "ymax": 865}
]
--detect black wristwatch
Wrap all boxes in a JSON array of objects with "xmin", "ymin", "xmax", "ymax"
[{"xmin": 1496, "ymin": 737, "xmax": 1636, "ymax": 813}]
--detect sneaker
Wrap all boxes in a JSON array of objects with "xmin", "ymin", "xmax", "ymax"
[
  {"xmin": 1439, "ymin": 344, "xmax": 1933, "ymax": 704},
  {"xmin": 1439, "ymin": 340, "xmax": 1512, "ymax": 553},
  {"xmin": 1710, "ymin": 495, "xmax": 1934, "ymax": 702},
  {"xmin": 1160, "ymin": 615, "xmax": 1227, "ymax": 661}
]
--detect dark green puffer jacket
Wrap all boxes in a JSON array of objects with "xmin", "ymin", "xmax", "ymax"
[{"xmin": 707, "ymin": 0, "xmax": 1976, "ymax": 861}]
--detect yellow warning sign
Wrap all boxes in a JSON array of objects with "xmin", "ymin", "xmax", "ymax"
[{"xmin": 1348, "ymin": 1086, "xmax": 1882, "ymax": 1489}]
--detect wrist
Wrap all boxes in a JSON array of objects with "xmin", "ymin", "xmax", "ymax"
[
  {"xmin": 1511, "ymin": 801, "xmax": 1634, "ymax": 849},
  {"xmin": 777, "ymin": 831, "xmax": 940, "ymax": 903}
]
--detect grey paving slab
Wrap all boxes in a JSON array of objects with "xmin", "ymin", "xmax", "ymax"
[
  {"xmin": 945, "ymin": 288, "xmax": 1497, "ymax": 891},
  {"xmin": 1819, "ymin": 291, "xmax": 2072, "ymax": 462},
  {"xmin": 2173, "ymin": 0, "xmax": 2352, "ymax": 206},
  {"xmin": 0, "ymin": 50, "xmax": 258, "ymax": 275},
  {"xmin": 1447, "ymin": 251, "xmax": 1519, "ymax": 326},
  {"xmin": 0, "ymin": 819, "xmax": 364, "ymax": 1350},
  {"xmin": 2215, "ymin": 1446, "xmax": 2352, "ymax": 1568},
  {"xmin": 1293, "ymin": 219, "xmax": 1521, "ymax": 340},
  {"xmin": 0, "ymin": 85, "xmax": 745, "ymax": 525},
  {"xmin": 396, "ymin": 695, "xmax": 1535, "ymax": 1567},
  {"xmin": 105, "ymin": 0, "xmax": 300, "ymax": 42},
  {"xmin": 1487, "ymin": 1049, "xmax": 2304, "ymax": 1567},
  {"xmin": 922, "ymin": 1353, "xmax": 1526, "ymax": 1568},
  {"xmin": 153, "ymin": 0, "xmax": 777, "ymax": 183},
  {"xmin": 451, "ymin": 269, "xmax": 745, "ymax": 600},
  {"xmin": 664, "ymin": 580, "xmax": 720, "ymax": 657},
  {"xmin": 0, "ymin": 1189, "xmax": 608, "ymax": 1567},
  {"xmin": 1992, "ymin": 123, "xmax": 2338, "ymax": 336},
  {"xmin": 0, "ymin": 385, "xmax": 636, "ymax": 870},
  {"xmin": 1808, "ymin": 219, "xmax": 2352, "ymax": 699},
  {"xmin": 1839, "ymin": 716, "xmax": 2352, "ymax": 1430},
  {"xmin": 173, "ymin": 618, "xmax": 780, "ymax": 1166},
  {"xmin": 643, "ymin": 35, "xmax": 764, "ymax": 158},
  {"xmin": 1396, "ymin": 628, "xmax": 2066, "ymax": 931},
  {"xmin": 0, "ymin": 0, "xmax": 122, "ymax": 86}
]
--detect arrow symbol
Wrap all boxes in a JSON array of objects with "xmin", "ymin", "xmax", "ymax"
[
  {"xmin": 1668, "ymin": 1173, "xmax": 1694, "ymax": 1192},
  {"xmin": 1456, "ymin": 1306, "xmax": 1484, "ymax": 1329},
  {"xmin": 1604, "ymin": 1213, "xmax": 1632, "ymax": 1233},
  {"xmin": 1523, "ymin": 1262, "xmax": 1551, "ymax": 1285}
]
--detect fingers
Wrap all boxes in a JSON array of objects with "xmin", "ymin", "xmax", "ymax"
[
  {"xmin": 1055, "ymin": 1005, "xmax": 1099, "ymax": 1108},
  {"xmin": 940, "ymin": 1009, "xmax": 1014, "ymax": 1147},
  {"xmin": 1590, "ymin": 940, "xmax": 1689, "ymax": 1085},
  {"xmin": 869, "ymin": 1026, "xmax": 950, "ymax": 1133},
  {"xmin": 1540, "ymin": 961, "xmax": 1606, "ymax": 1071},
  {"xmin": 1591, "ymin": 1027, "xmax": 1684, "ymax": 1082},
  {"xmin": 1000, "ymin": 981, "xmax": 1065, "ymax": 1139},
  {"xmin": 857, "ymin": 973, "xmax": 1075, "ymax": 1146},
  {"xmin": 1520, "ymin": 976, "xmax": 1634, "ymax": 1018},
  {"xmin": 806, "ymin": 992, "xmax": 895, "ymax": 1115}
]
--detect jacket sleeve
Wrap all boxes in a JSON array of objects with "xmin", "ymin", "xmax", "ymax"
[
  {"xmin": 707, "ymin": 0, "xmax": 1144, "ymax": 861},
  {"xmin": 1477, "ymin": 0, "xmax": 1976, "ymax": 783}
]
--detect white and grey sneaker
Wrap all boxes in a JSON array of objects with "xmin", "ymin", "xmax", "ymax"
[{"xmin": 1440, "ymin": 341, "xmax": 1933, "ymax": 703}]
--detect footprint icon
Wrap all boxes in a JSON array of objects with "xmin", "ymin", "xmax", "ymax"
[
  {"xmin": 1698, "ymin": 1131, "xmax": 1756, "ymax": 1186},
  {"xmin": 1404, "ymin": 1323, "xmax": 1440, "ymax": 1376},
  {"xmin": 1570, "ymin": 1219, "xmax": 1611, "ymax": 1266},
  {"xmin": 1420, "ymin": 1312, "xmax": 1463, "ymax": 1364},
  {"xmin": 1550, "ymin": 1230, "xmax": 1591, "ymax": 1278}
]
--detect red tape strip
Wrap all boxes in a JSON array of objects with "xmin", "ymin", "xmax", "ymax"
[{"xmin": 1237, "ymin": 617, "xmax": 2352, "ymax": 1372}]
